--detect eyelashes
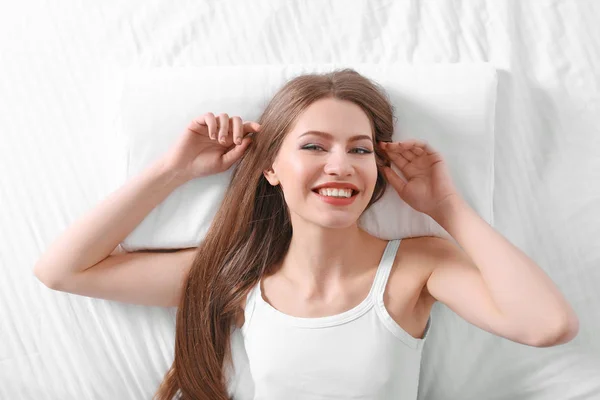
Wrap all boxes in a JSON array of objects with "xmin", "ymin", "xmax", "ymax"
[{"xmin": 301, "ymin": 144, "xmax": 373, "ymax": 154}]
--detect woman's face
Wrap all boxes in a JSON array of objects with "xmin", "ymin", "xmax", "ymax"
[{"xmin": 264, "ymin": 97, "xmax": 378, "ymax": 229}]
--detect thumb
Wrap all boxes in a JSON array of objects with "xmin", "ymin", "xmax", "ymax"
[
  {"xmin": 221, "ymin": 136, "xmax": 252, "ymax": 169},
  {"xmin": 383, "ymin": 166, "xmax": 406, "ymax": 195}
]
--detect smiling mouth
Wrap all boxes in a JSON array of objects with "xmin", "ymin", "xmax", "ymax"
[{"xmin": 311, "ymin": 189, "xmax": 359, "ymax": 197}]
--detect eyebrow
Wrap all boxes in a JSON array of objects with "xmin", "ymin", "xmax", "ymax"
[{"xmin": 298, "ymin": 130, "xmax": 373, "ymax": 143}]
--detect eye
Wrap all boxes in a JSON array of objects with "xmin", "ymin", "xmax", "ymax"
[
  {"xmin": 302, "ymin": 144, "xmax": 325, "ymax": 151},
  {"xmin": 351, "ymin": 148, "xmax": 373, "ymax": 154},
  {"xmin": 301, "ymin": 144, "xmax": 373, "ymax": 154}
]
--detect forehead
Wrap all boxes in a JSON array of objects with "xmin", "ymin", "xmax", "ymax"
[{"xmin": 288, "ymin": 98, "xmax": 373, "ymax": 140}]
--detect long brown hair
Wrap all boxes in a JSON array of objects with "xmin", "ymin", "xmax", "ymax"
[{"xmin": 154, "ymin": 68, "xmax": 395, "ymax": 399}]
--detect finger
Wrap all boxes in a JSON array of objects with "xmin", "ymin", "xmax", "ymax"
[
  {"xmin": 382, "ymin": 166, "xmax": 406, "ymax": 194},
  {"xmin": 400, "ymin": 138, "xmax": 425, "ymax": 148},
  {"xmin": 379, "ymin": 141, "xmax": 403, "ymax": 154},
  {"xmin": 222, "ymin": 136, "xmax": 252, "ymax": 169},
  {"xmin": 401, "ymin": 140, "xmax": 435, "ymax": 160},
  {"xmin": 187, "ymin": 122, "xmax": 202, "ymax": 136},
  {"xmin": 218, "ymin": 113, "xmax": 230, "ymax": 144},
  {"xmin": 386, "ymin": 148, "xmax": 410, "ymax": 170},
  {"xmin": 422, "ymin": 141, "xmax": 437, "ymax": 155},
  {"xmin": 243, "ymin": 121, "xmax": 261, "ymax": 136},
  {"xmin": 403, "ymin": 139, "xmax": 435, "ymax": 155},
  {"xmin": 382, "ymin": 140, "xmax": 430, "ymax": 163},
  {"xmin": 203, "ymin": 113, "xmax": 218, "ymax": 140},
  {"xmin": 407, "ymin": 142, "xmax": 438, "ymax": 160},
  {"xmin": 402, "ymin": 149, "xmax": 416, "ymax": 161},
  {"xmin": 194, "ymin": 113, "xmax": 216, "ymax": 139},
  {"xmin": 188, "ymin": 115, "xmax": 207, "ymax": 135},
  {"xmin": 411, "ymin": 147, "xmax": 424, "ymax": 156},
  {"xmin": 232, "ymin": 116, "xmax": 243, "ymax": 145},
  {"xmin": 394, "ymin": 142, "xmax": 417, "ymax": 161}
]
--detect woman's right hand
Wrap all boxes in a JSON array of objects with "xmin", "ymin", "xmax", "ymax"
[{"xmin": 161, "ymin": 112, "xmax": 260, "ymax": 182}]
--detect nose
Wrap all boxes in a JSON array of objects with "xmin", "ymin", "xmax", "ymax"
[{"xmin": 323, "ymin": 150, "xmax": 355, "ymax": 177}]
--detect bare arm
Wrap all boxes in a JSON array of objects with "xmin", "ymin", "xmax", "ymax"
[
  {"xmin": 34, "ymin": 158, "xmax": 188, "ymax": 290},
  {"xmin": 428, "ymin": 198, "xmax": 579, "ymax": 346},
  {"xmin": 50, "ymin": 248, "xmax": 196, "ymax": 307},
  {"xmin": 34, "ymin": 113, "xmax": 258, "ymax": 307},
  {"xmin": 380, "ymin": 138, "xmax": 578, "ymax": 347}
]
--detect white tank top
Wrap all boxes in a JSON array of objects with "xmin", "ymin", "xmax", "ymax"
[{"xmin": 226, "ymin": 239, "xmax": 432, "ymax": 400}]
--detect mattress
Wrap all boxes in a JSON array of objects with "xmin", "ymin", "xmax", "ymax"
[{"xmin": 1, "ymin": 1, "xmax": 599, "ymax": 399}]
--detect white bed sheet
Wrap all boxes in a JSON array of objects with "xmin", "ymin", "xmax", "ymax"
[{"xmin": 1, "ymin": 1, "xmax": 599, "ymax": 399}]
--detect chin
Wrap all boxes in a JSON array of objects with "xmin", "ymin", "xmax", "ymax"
[
  {"xmin": 291, "ymin": 194, "xmax": 369, "ymax": 229},
  {"xmin": 312, "ymin": 215, "xmax": 360, "ymax": 230}
]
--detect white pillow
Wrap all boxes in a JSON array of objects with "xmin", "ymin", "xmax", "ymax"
[{"xmin": 118, "ymin": 64, "xmax": 497, "ymax": 251}]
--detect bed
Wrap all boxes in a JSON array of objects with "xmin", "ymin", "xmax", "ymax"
[{"xmin": 1, "ymin": 1, "xmax": 599, "ymax": 399}]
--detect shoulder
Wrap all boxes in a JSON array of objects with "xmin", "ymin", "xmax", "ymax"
[
  {"xmin": 398, "ymin": 236, "xmax": 460, "ymax": 265},
  {"xmin": 390, "ymin": 236, "xmax": 461, "ymax": 303}
]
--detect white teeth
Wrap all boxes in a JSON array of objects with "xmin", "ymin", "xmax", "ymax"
[{"xmin": 318, "ymin": 188, "xmax": 353, "ymax": 198}]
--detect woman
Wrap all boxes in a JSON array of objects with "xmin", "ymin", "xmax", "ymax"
[{"xmin": 34, "ymin": 69, "xmax": 579, "ymax": 400}]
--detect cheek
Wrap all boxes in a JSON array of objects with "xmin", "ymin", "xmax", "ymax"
[
  {"xmin": 277, "ymin": 157, "xmax": 311, "ymax": 192},
  {"xmin": 287, "ymin": 154, "xmax": 317, "ymax": 177},
  {"xmin": 363, "ymin": 159, "xmax": 379, "ymax": 185},
  {"xmin": 360, "ymin": 167, "xmax": 379, "ymax": 201}
]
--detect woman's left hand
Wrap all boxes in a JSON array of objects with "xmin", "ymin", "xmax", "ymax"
[{"xmin": 379, "ymin": 139, "xmax": 460, "ymax": 217}]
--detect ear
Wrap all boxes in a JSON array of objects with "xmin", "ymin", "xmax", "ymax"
[{"xmin": 263, "ymin": 166, "xmax": 280, "ymax": 186}]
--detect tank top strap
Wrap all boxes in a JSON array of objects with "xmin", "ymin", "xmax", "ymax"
[{"xmin": 371, "ymin": 239, "xmax": 402, "ymax": 302}]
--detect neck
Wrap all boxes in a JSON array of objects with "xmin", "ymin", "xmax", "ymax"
[{"xmin": 278, "ymin": 222, "xmax": 378, "ymax": 297}]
